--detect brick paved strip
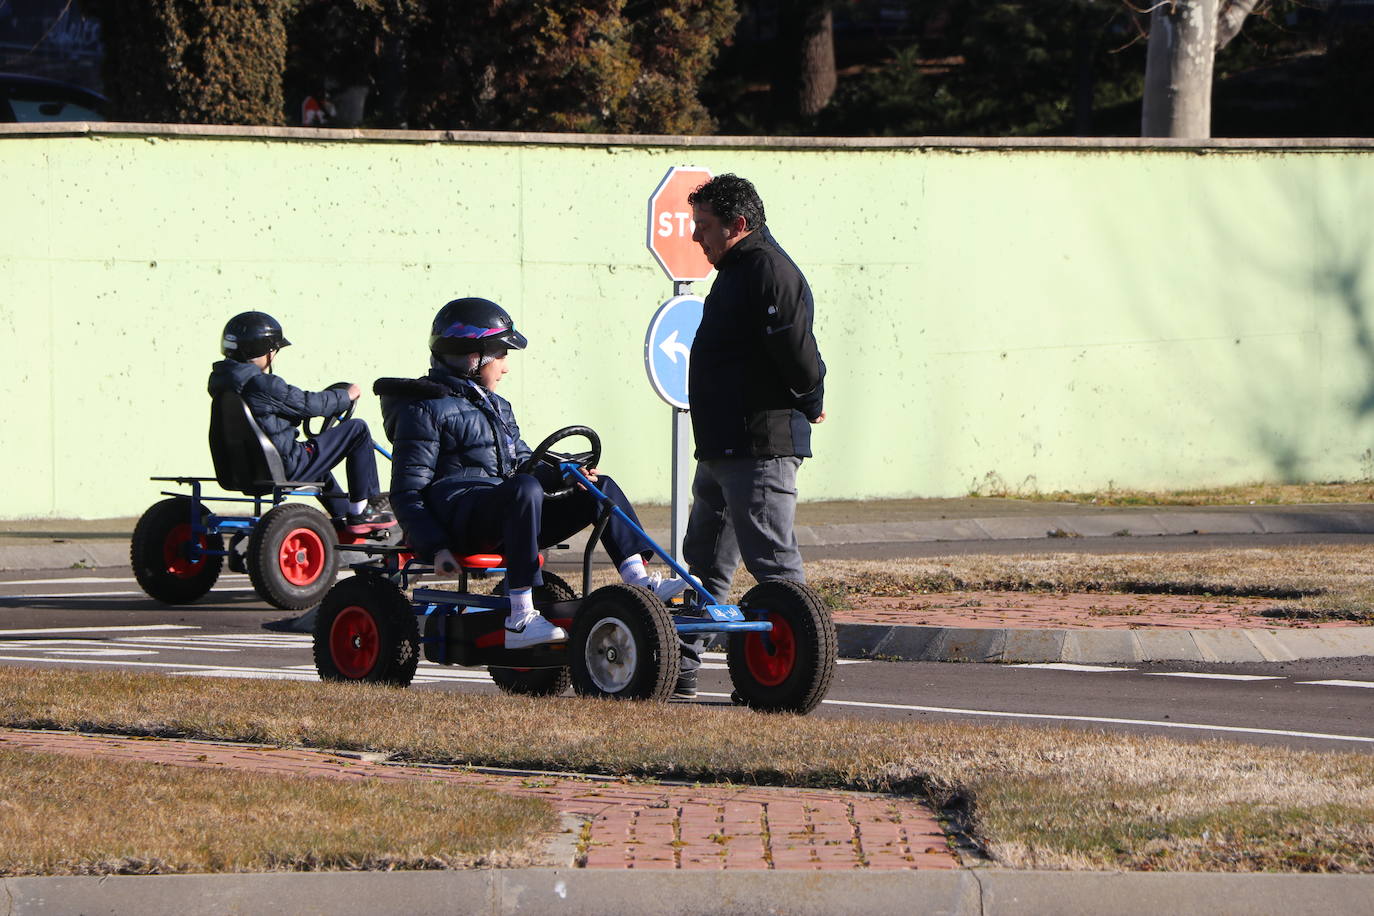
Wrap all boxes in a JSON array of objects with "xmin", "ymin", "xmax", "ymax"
[{"xmin": 0, "ymin": 729, "xmax": 958, "ymax": 872}]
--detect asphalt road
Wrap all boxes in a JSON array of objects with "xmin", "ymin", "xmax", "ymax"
[{"xmin": 2, "ymin": 544, "xmax": 1372, "ymax": 755}]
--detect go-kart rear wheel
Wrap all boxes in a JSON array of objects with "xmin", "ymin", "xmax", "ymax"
[
  {"xmin": 570, "ymin": 584, "xmax": 679, "ymax": 702},
  {"xmin": 130, "ymin": 497, "xmax": 223, "ymax": 604},
  {"xmin": 248, "ymin": 503, "xmax": 339, "ymax": 610},
  {"xmin": 726, "ymin": 580, "xmax": 837, "ymax": 714},
  {"xmin": 488, "ymin": 571, "xmax": 576, "ymax": 696},
  {"xmin": 313, "ymin": 576, "xmax": 419, "ymax": 686}
]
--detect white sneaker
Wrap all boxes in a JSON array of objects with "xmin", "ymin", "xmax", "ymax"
[
  {"xmin": 505, "ymin": 614, "xmax": 568, "ymax": 649},
  {"xmin": 645, "ymin": 573, "xmax": 688, "ymax": 603}
]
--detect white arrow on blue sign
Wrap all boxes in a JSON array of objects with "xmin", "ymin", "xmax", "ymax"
[{"xmin": 644, "ymin": 294, "xmax": 704, "ymax": 410}]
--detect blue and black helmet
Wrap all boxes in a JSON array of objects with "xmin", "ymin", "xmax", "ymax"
[
  {"xmin": 429, "ymin": 297, "xmax": 528, "ymax": 357},
  {"xmin": 221, "ymin": 311, "xmax": 291, "ymax": 361}
]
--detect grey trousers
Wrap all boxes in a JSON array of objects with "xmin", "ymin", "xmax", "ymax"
[{"xmin": 683, "ymin": 456, "xmax": 805, "ymax": 605}]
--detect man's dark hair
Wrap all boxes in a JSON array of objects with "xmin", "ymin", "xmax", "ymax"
[{"xmin": 687, "ymin": 173, "xmax": 766, "ymax": 231}]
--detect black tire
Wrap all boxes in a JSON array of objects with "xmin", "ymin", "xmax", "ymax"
[
  {"xmin": 488, "ymin": 571, "xmax": 577, "ymax": 696},
  {"xmin": 130, "ymin": 497, "xmax": 223, "ymax": 604},
  {"xmin": 570, "ymin": 584, "xmax": 679, "ymax": 702},
  {"xmin": 726, "ymin": 580, "xmax": 837, "ymax": 714},
  {"xmin": 247, "ymin": 503, "xmax": 340, "ymax": 610},
  {"xmin": 313, "ymin": 575, "xmax": 419, "ymax": 686}
]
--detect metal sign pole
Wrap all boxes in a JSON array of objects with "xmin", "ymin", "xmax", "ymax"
[{"xmin": 671, "ymin": 408, "xmax": 691, "ymax": 562}]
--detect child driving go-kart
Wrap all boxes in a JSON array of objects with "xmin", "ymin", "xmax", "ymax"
[
  {"xmin": 207, "ymin": 311, "xmax": 395, "ymax": 534},
  {"xmin": 376, "ymin": 297, "xmax": 687, "ymax": 650}
]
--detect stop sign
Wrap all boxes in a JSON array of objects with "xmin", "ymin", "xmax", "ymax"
[{"xmin": 646, "ymin": 166, "xmax": 713, "ymax": 282}]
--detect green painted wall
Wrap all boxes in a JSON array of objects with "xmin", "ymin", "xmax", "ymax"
[{"xmin": 3, "ymin": 127, "xmax": 1374, "ymax": 518}]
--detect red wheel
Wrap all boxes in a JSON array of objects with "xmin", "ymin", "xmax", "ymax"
[
  {"xmin": 162, "ymin": 523, "xmax": 209, "ymax": 579},
  {"xmin": 726, "ymin": 580, "xmax": 837, "ymax": 714},
  {"xmin": 278, "ymin": 526, "xmax": 327, "ymax": 586},
  {"xmin": 248, "ymin": 503, "xmax": 339, "ymax": 610},
  {"xmin": 743, "ymin": 612, "xmax": 797, "ymax": 687},
  {"xmin": 329, "ymin": 605, "xmax": 380, "ymax": 679},
  {"xmin": 313, "ymin": 576, "xmax": 419, "ymax": 686},
  {"xmin": 131, "ymin": 498, "xmax": 223, "ymax": 604}
]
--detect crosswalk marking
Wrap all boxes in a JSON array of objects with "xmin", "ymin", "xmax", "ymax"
[
  {"xmin": 1298, "ymin": 679, "xmax": 1374, "ymax": 689},
  {"xmin": 1009, "ymin": 663, "xmax": 1136, "ymax": 672},
  {"xmin": 1146, "ymin": 672, "xmax": 1283, "ymax": 682}
]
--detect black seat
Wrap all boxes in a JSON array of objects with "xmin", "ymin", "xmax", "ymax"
[{"xmin": 208, "ymin": 391, "xmax": 290, "ymax": 496}]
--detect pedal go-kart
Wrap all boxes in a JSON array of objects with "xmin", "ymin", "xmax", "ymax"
[
  {"xmin": 311, "ymin": 427, "xmax": 838, "ymax": 713},
  {"xmin": 131, "ymin": 389, "xmax": 394, "ymax": 610}
]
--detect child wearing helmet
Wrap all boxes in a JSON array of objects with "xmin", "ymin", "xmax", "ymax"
[
  {"xmin": 378, "ymin": 297, "xmax": 686, "ymax": 649},
  {"xmin": 208, "ymin": 311, "xmax": 395, "ymax": 533}
]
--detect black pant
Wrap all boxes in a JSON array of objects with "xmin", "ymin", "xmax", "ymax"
[
  {"xmin": 292, "ymin": 418, "xmax": 381, "ymax": 518},
  {"xmin": 448, "ymin": 472, "xmax": 651, "ymax": 590}
]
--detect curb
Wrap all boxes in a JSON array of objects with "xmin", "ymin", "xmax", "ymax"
[
  {"xmin": 3, "ymin": 869, "xmax": 1372, "ymax": 915},
  {"xmin": 8, "ymin": 504, "xmax": 1374, "ymax": 574}
]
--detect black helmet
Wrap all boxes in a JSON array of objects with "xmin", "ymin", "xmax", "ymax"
[
  {"xmin": 221, "ymin": 311, "xmax": 291, "ymax": 361},
  {"xmin": 429, "ymin": 297, "xmax": 527, "ymax": 357}
]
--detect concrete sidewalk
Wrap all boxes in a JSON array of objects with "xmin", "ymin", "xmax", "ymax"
[
  {"xmin": 2, "ymin": 727, "xmax": 1372, "ymax": 915},
  {"xmin": 4, "ymin": 499, "xmax": 1374, "ymax": 666}
]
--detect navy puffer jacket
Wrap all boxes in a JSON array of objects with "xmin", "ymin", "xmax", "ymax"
[
  {"xmin": 207, "ymin": 360, "xmax": 352, "ymax": 477},
  {"xmin": 377, "ymin": 365, "xmax": 532, "ymax": 559}
]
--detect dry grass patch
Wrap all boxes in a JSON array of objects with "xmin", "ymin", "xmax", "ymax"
[
  {"xmin": 969, "ymin": 478, "xmax": 1374, "ymax": 507},
  {"xmin": 2, "ymin": 668, "xmax": 1372, "ymax": 873},
  {"xmin": 0, "ymin": 745, "xmax": 553, "ymax": 876},
  {"xmin": 804, "ymin": 546, "xmax": 1374, "ymax": 622}
]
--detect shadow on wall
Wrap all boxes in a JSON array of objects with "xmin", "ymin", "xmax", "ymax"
[{"xmin": 1099, "ymin": 154, "xmax": 1374, "ymax": 486}]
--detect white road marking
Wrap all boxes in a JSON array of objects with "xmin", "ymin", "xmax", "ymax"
[
  {"xmin": 1298, "ymin": 679, "xmax": 1374, "ymax": 689},
  {"xmin": 39, "ymin": 648, "xmax": 155, "ymax": 657},
  {"xmin": 0, "ymin": 575, "xmax": 252, "ymax": 587},
  {"xmin": 0, "ymin": 590, "xmax": 257, "ymax": 599},
  {"xmin": 1008, "ymin": 663, "xmax": 1137, "ymax": 672},
  {"xmin": 689, "ymin": 694, "xmax": 1373, "ymax": 745},
  {"xmin": 0, "ymin": 655, "xmax": 252, "ymax": 672},
  {"xmin": 0, "ymin": 625, "xmax": 197, "ymax": 636},
  {"xmin": 1147, "ymin": 673, "xmax": 1283, "ymax": 682}
]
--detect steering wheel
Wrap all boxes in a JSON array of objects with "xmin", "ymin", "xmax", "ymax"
[
  {"xmin": 514, "ymin": 426, "xmax": 602, "ymax": 499},
  {"xmin": 304, "ymin": 382, "xmax": 356, "ymax": 438}
]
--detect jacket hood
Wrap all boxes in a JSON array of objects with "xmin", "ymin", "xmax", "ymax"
[{"xmin": 207, "ymin": 359, "xmax": 261, "ymax": 396}]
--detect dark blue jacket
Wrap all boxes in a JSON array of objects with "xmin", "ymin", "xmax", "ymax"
[
  {"xmin": 377, "ymin": 365, "xmax": 532, "ymax": 559},
  {"xmin": 688, "ymin": 227, "xmax": 825, "ymax": 460},
  {"xmin": 207, "ymin": 360, "xmax": 352, "ymax": 477}
]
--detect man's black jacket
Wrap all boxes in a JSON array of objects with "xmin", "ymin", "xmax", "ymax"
[{"xmin": 688, "ymin": 227, "xmax": 825, "ymax": 460}]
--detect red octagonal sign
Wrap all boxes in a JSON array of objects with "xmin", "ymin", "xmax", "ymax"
[{"xmin": 646, "ymin": 166, "xmax": 713, "ymax": 282}]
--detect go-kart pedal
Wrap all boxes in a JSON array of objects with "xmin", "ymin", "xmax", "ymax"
[{"xmin": 504, "ymin": 614, "xmax": 568, "ymax": 649}]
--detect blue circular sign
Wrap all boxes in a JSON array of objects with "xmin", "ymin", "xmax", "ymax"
[{"xmin": 644, "ymin": 295, "xmax": 703, "ymax": 410}]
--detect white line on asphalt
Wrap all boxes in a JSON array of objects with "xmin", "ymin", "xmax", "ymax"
[
  {"xmin": 171, "ymin": 669, "xmax": 449, "ymax": 684},
  {"xmin": 0, "ymin": 590, "xmax": 255, "ymax": 599},
  {"xmin": 0, "ymin": 655, "xmax": 246, "ymax": 671},
  {"xmin": 727, "ymin": 695, "xmax": 1374, "ymax": 745},
  {"xmin": 1297, "ymin": 679, "xmax": 1374, "ymax": 689},
  {"xmin": 0, "ymin": 575, "xmax": 252, "ymax": 587},
  {"xmin": 0, "ymin": 625, "xmax": 198, "ymax": 636},
  {"xmin": 1008, "ymin": 663, "xmax": 1137, "ymax": 672},
  {"xmin": 1147, "ymin": 673, "xmax": 1284, "ymax": 681}
]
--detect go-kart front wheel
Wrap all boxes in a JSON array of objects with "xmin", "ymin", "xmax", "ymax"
[
  {"xmin": 487, "ymin": 571, "xmax": 576, "ymax": 696},
  {"xmin": 313, "ymin": 576, "xmax": 419, "ymax": 686},
  {"xmin": 726, "ymin": 580, "xmax": 837, "ymax": 714},
  {"xmin": 130, "ymin": 497, "xmax": 223, "ymax": 604},
  {"xmin": 248, "ymin": 503, "xmax": 339, "ymax": 610},
  {"xmin": 570, "ymin": 584, "xmax": 679, "ymax": 702}
]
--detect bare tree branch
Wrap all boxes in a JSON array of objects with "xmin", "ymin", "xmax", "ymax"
[{"xmin": 1216, "ymin": 0, "xmax": 1266, "ymax": 49}]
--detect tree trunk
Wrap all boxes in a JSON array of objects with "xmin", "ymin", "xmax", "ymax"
[
  {"xmin": 1141, "ymin": 0, "xmax": 1218, "ymax": 138},
  {"xmin": 773, "ymin": 0, "xmax": 836, "ymax": 120},
  {"xmin": 798, "ymin": 6, "xmax": 836, "ymax": 118}
]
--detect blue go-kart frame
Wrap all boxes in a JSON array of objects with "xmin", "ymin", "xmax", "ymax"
[{"xmin": 310, "ymin": 426, "xmax": 838, "ymax": 713}]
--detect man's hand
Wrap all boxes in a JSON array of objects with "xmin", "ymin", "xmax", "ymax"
[
  {"xmin": 347, "ymin": 383, "xmax": 362, "ymax": 401},
  {"xmin": 433, "ymin": 548, "xmax": 461, "ymax": 576},
  {"xmin": 810, "ymin": 411, "xmax": 826, "ymax": 425}
]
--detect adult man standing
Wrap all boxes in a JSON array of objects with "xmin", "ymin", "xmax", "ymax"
[{"xmin": 681, "ymin": 173, "xmax": 825, "ymax": 687}]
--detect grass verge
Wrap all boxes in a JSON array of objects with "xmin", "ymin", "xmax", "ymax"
[
  {"xmin": 969, "ymin": 477, "xmax": 1374, "ymax": 507},
  {"xmin": 804, "ymin": 546, "xmax": 1374, "ymax": 622},
  {"xmin": 0, "ymin": 744, "xmax": 554, "ymax": 876},
  {"xmin": 2, "ymin": 668, "xmax": 1372, "ymax": 873}
]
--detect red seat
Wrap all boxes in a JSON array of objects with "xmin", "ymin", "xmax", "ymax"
[{"xmin": 458, "ymin": 554, "xmax": 543, "ymax": 569}]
